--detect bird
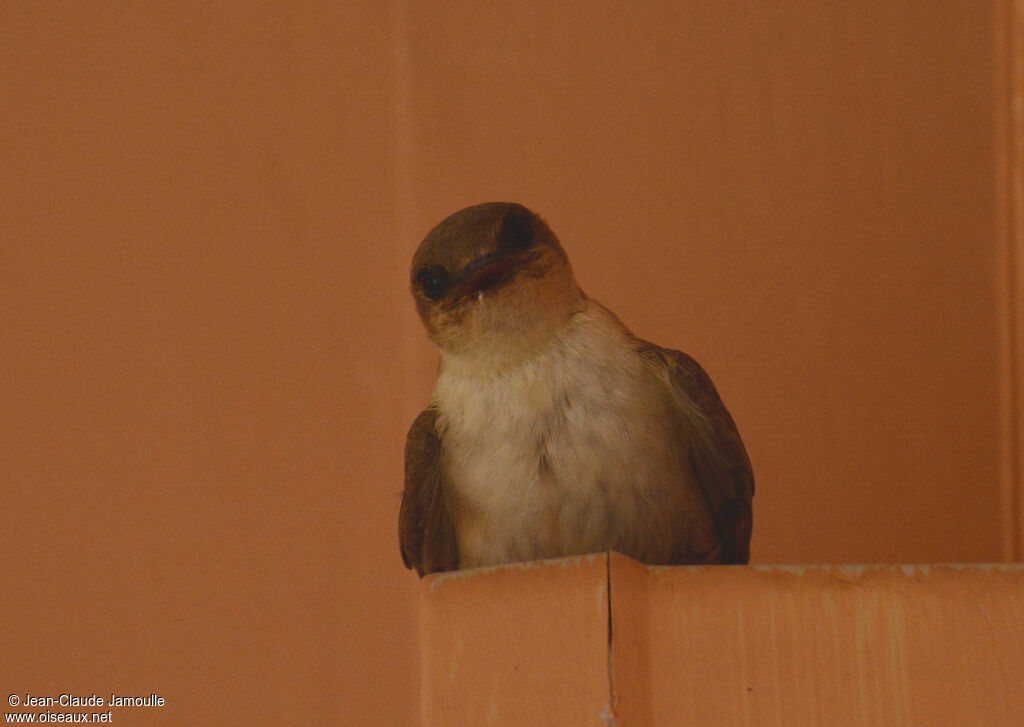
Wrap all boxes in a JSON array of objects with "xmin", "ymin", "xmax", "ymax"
[{"xmin": 399, "ymin": 202, "xmax": 753, "ymax": 575}]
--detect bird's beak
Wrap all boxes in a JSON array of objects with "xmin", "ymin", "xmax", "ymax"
[{"xmin": 449, "ymin": 252, "xmax": 533, "ymax": 302}]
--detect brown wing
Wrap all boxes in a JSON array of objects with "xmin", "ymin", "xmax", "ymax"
[
  {"xmin": 399, "ymin": 407, "xmax": 459, "ymax": 576},
  {"xmin": 638, "ymin": 343, "xmax": 755, "ymax": 564}
]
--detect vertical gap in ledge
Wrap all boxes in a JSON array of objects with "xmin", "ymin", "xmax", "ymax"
[{"xmin": 603, "ymin": 549, "xmax": 617, "ymax": 725}]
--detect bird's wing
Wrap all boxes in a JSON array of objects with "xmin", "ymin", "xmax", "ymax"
[
  {"xmin": 638, "ymin": 343, "xmax": 755, "ymax": 564},
  {"xmin": 400, "ymin": 406, "xmax": 459, "ymax": 575}
]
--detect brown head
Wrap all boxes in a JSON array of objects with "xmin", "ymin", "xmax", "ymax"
[{"xmin": 410, "ymin": 203, "xmax": 584, "ymax": 369}]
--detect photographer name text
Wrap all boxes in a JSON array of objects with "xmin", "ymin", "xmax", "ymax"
[{"xmin": 15, "ymin": 694, "xmax": 164, "ymax": 708}]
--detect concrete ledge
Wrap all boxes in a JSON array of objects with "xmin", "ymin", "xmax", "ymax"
[{"xmin": 420, "ymin": 553, "xmax": 1024, "ymax": 726}]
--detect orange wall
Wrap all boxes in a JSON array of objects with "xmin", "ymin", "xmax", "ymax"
[{"xmin": 1, "ymin": 2, "xmax": 1016, "ymax": 725}]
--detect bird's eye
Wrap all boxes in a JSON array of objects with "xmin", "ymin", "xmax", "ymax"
[
  {"xmin": 497, "ymin": 211, "xmax": 534, "ymax": 253},
  {"xmin": 415, "ymin": 266, "xmax": 450, "ymax": 300}
]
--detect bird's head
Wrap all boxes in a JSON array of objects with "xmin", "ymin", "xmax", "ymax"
[{"xmin": 410, "ymin": 202, "xmax": 584, "ymax": 369}]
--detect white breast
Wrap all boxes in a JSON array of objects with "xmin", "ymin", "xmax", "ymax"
[{"xmin": 432, "ymin": 300, "xmax": 689, "ymax": 568}]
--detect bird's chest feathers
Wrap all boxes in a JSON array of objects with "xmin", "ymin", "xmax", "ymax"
[
  {"xmin": 432, "ymin": 318, "xmax": 671, "ymax": 564},
  {"xmin": 439, "ymin": 361, "xmax": 591, "ymax": 503}
]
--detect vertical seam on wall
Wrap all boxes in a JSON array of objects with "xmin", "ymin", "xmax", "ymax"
[
  {"xmin": 390, "ymin": 0, "xmax": 426, "ymax": 427},
  {"xmin": 996, "ymin": 0, "xmax": 1014, "ymax": 563},
  {"xmin": 391, "ymin": 0, "xmax": 415, "ymax": 244},
  {"xmin": 1014, "ymin": 0, "xmax": 1024, "ymax": 562},
  {"xmin": 997, "ymin": 0, "xmax": 1024, "ymax": 562}
]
